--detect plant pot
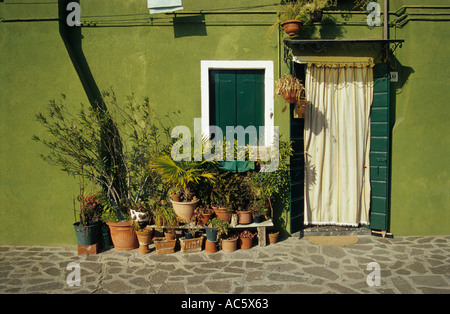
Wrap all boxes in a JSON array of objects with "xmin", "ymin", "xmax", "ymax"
[
  {"xmin": 164, "ymin": 230, "xmax": 177, "ymax": 241},
  {"xmin": 180, "ymin": 236, "xmax": 203, "ymax": 253},
  {"xmin": 205, "ymin": 226, "xmax": 218, "ymax": 242},
  {"xmin": 268, "ymin": 231, "xmax": 279, "ymax": 244},
  {"xmin": 213, "ymin": 207, "xmax": 232, "ymax": 223},
  {"xmin": 205, "ymin": 239, "xmax": 218, "ymax": 253},
  {"xmin": 239, "ymin": 236, "xmax": 253, "ymax": 250},
  {"xmin": 73, "ymin": 221, "xmax": 101, "ymax": 246},
  {"xmin": 221, "ymin": 236, "xmax": 238, "ymax": 253},
  {"xmin": 170, "ymin": 193, "xmax": 181, "ymax": 202},
  {"xmin": 237, "ymin": 210, "xmax": 253, "ymax": 225},
  {"xmin": 153, "ymin": 237, "xmax": 177, "ymax": 254},
  {"xmin": 184, "ymin": 231, "xmax": 193, "ymax": 239},
  {"xmin": 197, "ymin": 211, "xmax": 213, "ymax": 226},
  {"xmin": 281, "ymin": 19, "xmax": 303, "ymax": 36},
  {"xmin": 310, "ymin": 9, "xmax": 323, "ymax": 22},
  {"xmin": 295, "ymin": 99, "xmax": 308, "ymax": 118},
  {"xmin": 135, "ymin": 229, "xmax": 153, "ymax": 255},
  {"xmin": 171, "ymin": 199, "xmax": 200, "ymax": 223},
  {"xmin": 253, "ymin": 215, "xmax": 265, "ymax": 223},
  {"xmin": 107, "ymin": 221, "xmax": 139, "ymax": 251},
  {"xmin": 282, "ymin": 91, "xmax": 298, "ymax": 104}
]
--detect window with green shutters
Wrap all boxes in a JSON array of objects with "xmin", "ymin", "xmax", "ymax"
[{"xmin": 208, "ymin": 69, "xmax": 265, "ymax": 142}]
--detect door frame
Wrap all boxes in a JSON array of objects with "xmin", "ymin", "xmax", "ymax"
[{"xmin": 200, "ymin": 60, "xmax": 275, "ymax": 147}]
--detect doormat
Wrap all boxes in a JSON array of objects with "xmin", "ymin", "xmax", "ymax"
[{"xmin": 305, "ymin": 235, "xmax": 359, "ymax": 247}]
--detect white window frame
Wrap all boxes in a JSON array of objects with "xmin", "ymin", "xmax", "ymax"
[{"xmin": 200, "ymin": 60, "xmax": 275, "ymax": 147}]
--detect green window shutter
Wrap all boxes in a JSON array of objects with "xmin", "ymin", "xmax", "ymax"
[
  {"xmin": 369, "ymin": 63, "xmax": 391, "ymax": 231},
  {"xmin": 209, "ymin": 70, "xmax": 264, "ymax": 172}
]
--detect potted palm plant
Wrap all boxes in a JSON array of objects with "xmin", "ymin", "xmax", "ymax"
[{"xmin": 150, "ymin": 155, "xmax": 215, "ymax": 223}]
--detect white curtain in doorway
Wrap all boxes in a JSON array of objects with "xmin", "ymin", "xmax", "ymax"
[{"xmin": 296, "ymin": 56, "xmax": 374, "ymax": 226}]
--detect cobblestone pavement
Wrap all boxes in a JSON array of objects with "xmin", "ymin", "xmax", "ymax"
[{"xmin": 0, "ymin": 235, "xmax": 449, "ymax": 294}]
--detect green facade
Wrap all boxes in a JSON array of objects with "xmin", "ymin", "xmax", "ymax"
[{"xmin": 0, "ymin": 0, "xmax": 448, "ymax": 246}]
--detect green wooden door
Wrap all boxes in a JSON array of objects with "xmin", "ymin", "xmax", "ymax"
[
  {"xmin": 209, "ymin": 70, "xmax": 265, "ymax": 140},
  {"xmin": 369, "ymin": 63, "xmax": 391, "ymax": 231},
  {"xmin": 290, "ymin": 109, "xmax": 305, "ymax": 234}
]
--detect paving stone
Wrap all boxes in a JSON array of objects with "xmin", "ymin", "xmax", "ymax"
[
  {"xmin": 1, "ymin": 235, "xmax": 449, "ymax": 294},
  {"xmin": 302, "ymin": 266, "xmax": 339, "ymax": 281}
]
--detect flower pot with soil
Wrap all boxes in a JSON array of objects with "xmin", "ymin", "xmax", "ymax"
[
  {"xmin": 135, "ymin": 227, "xmax": 153, "ymax": 255},
  {"xmin": 213, "ymin": 206, "xmax": 232, "ymax": 223},
  {"xmin": 205, "ymin": 239, "xmax": 218, "ymax": 253},
  {"xmin": 73, "ymin": 221, "xmax": 101, "ymax": 246},
  {"xmin": 221, "ymin": 235, "xmax": 238, "ymax": 253},
  {"xmin": 237, "ymin": 210, "xmax": 253, "ymax": 225},
  {"xmin": 107, "ymin": 221, "xmax": 139, "ymax": 251},
  {"xmin": 268, "ymin": 231, "xmax": 279, "ymax": 244},
  {"xmin": 239, "ymin": 230, "xmax": 256, "ymax": 250}
]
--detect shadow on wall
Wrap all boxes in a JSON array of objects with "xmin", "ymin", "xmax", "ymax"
[{"xmin": 173, "ymin": 14, "xmax": 207, "ymax": 38}]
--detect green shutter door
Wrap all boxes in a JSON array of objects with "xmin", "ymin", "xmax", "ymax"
[
  {"xmin": 369, "ymin": 63, "xmax": 391, "ymax": 231},
  {"xmin": 290, "ymin": 111, "xmax": 305, "ymax": 234},
  {"xmin": 209, "ymin": 70, "xmax": 264, "ymax": 139}
]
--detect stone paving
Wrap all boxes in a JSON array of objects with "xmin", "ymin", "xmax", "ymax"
[{"xmin": 0, "ymin": 235, "xmax": 449, "ymax": 294}]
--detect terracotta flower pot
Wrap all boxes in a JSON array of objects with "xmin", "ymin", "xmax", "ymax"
[
  {"xmin": 239, "ymin": 236, "xmax": 253, "ymax": 250},
  {"xmin": 170, "ymin": 193, "xmax": 181, "ymax": 202},
  {"xmin": 197, "ymin": 211, "xmax": 213, "ymax": 226},
  {"xmin": 221, "ymin": 236, "xmax": 238, "ymax": 253},
  {"xmin": 205, "ymin": 239, "xmax": 218, "ymax": 253},
  {"xmin": 171, "ymin": 199, "xmax": 200, "ymax": 223},
  {"xmin": 164, "ymin": 230, "xmax": 176, "ymax": 241},
  {"xmin": 282, "ymin": 91, "xmax": 298, "ymax": 104},
  {"xmin": 268, "ymin": 231, "xmax": 279, "ymax": 244},
  {"xmin": 213, "ymin": 207, "xmax": 232, "ymax": 223},
  {"xmin": 281, "ymin": 19, "xmax": 303, "ymax": 36},
  {"xmin": 136, "ymin": 229, "xmax": 153, "ymax": 255},
  {"xmin": 107, "ymin": 221, "xmax": 138, "ymax": 251},
  {"xmin": 237, "ymin": 210, "xmax": 253, "ymax": 225}
]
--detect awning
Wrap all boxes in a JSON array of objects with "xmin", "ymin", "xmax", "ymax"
[{"xmin": 147, "ymin": 0, "xmax": 183, "ymax": 15}]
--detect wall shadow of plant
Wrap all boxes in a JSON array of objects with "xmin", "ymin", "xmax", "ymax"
[{"xmin": 319, "ymin": 15, "xmax": 344, "ymax": 39}]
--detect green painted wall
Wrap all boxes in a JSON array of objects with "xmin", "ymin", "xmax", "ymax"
[
  {"xmin": 388, "ymin": 0, "xmax": 450, "ymax": 235},
  {"xmin": 0, "ymin": 0, "xmax": 448, "ymax": 246}
]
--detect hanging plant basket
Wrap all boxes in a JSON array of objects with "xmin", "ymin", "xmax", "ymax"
[{"xmin": 281, "ymin": 19, "xmax": 303, "ymax": 36}]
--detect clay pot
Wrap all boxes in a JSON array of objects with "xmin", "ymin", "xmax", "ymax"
[
  {"xmin": 164, "ymin": 230, "xmax": 176, "ymax": 241},
  {"xmin": 213, "ymin": 207, "xmax": 232, "ymax": 223},
  {"xmin": 239, "ymin": 236, "xmax": 253, "ymax": 250},
  {"xmin": 107, "ymin": 221, "xmax": 138, "ymax": 251},
  {"xmin": 197, "ymin": 210, "xmax": 213, "ymax": 226},
  {"xmin": 205, "ymin": 239, "xmax": 218, "ymax": 253},
  {"xmin": 237, "ymin": 210, "xmax": 253, "ymax": 224},
  {"xmin": 268, "ymin": 231, "xmax": 279, "ymax": 244},
  {"xmin": 282, "ymin": 91, "xmax": 298, "ymax": 104},
  {"xmin": 170, "ymin": 193, "xmax": 181, "ymax": 202},
  {"xmin": 135, "ymin": 229, "xmax": 153, "ymax": 255},
  {"xmin": 281, "ymin": 19, "xmax": 303, "ymax": 36},
  {"xmin": 221, "ymin": 236, "xmax": 238, "ymax": 253},
  {"xmin": 171, "ymin": 199, "xmax": 200, "ymax": 223}
]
